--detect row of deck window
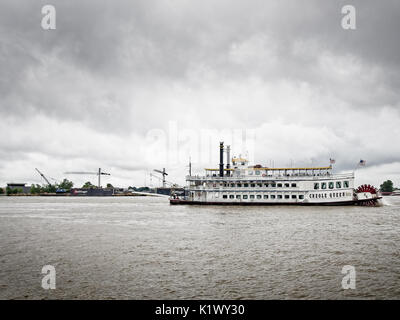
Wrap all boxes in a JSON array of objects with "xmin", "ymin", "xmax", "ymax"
[
  {"xmin": 219, "ymin": 182, "xmax": 297, "ymax": 188},
  {"xmin": 221, "ymin": 194, "xmax": 305, "ymax": 200},
  {"xmin": 314, "ymin": 181, "xmax": 349, "ymax": 190},
  {"xmin": 246, "ymin": 170, "xmax": 331, "ymax": 176},
  {"xmin": 218, "ymin": 192, "xmax": 348, "ymax": 200}
]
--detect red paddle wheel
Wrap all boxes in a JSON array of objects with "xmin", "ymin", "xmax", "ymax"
[
  {"xmin": 355, "ymin": 184, "xmax": 380, "ymax": 206},
  {"xmin": 356, "ymin": 184, "xmax": 378, "ymax": 194}
]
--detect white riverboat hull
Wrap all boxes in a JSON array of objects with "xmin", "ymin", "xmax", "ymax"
[{"xmin": 170, "ymin": 196, "xmax": 382, "ymax": 206}]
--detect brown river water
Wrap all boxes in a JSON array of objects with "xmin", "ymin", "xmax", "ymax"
[{"xmin": 0, "ymin": 196, "xmax": 399, "ymax": 299}]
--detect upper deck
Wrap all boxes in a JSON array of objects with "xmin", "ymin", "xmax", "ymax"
[
  {"xmin": 186, "ymin": 143, "xmax": 354, "ymax": 184},
  {"xmin": 186, "ymin": 166, "xmax": 354, "ymax": 182}
]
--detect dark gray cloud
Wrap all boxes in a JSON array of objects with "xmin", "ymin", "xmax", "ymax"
[{"xmin": 0, "ymin": 0, "xmax": 399, "ymax": 187}]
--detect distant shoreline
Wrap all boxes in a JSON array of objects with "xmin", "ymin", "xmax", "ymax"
[{"xmin": 0, "ymin": 193, "xmax": 159, "ymax": 197}]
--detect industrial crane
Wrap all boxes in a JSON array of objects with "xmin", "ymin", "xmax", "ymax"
[
  {"xmin": 64, "ymin": 168, "xmax": 110, "ymax": 188},
  {"xmin": 149, "ymin": 173, "xmax": 175, "ymax": 187},
  {"xmin": 153, "ymin": 168, "xmax": 168, "ymax": 188},
  {"xmin": 35, "ymin": 168, "xmax": 52, "ymax": 186}
]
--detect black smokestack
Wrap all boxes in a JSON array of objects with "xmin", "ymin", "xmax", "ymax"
[
  {"xmin": 219, "ymin": 142, "xmax": 224, "ymax": 177},
  {"xmin": 226, "ymin": 145, "xmax": 230, "ymax": 177}
]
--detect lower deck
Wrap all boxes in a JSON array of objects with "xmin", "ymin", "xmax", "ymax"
[{"xmin": 185, "ymin": 189, "xmax": 354, "ymax": 205}]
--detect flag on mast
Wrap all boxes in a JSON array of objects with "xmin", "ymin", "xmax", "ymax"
[{"xmin": 359, "ymin": 159, "xmax": 366, "ymax": 166}]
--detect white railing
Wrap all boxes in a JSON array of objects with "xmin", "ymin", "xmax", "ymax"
[{"xmin": 186, "ymin": 172, "xmax": 354, "ymax": 182}]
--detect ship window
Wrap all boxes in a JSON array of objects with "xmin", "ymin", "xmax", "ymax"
[
  {"xmin": 244, "ymin": 183, "xmax": 249, "ymax": 187},
  {"xmin": 243, "ymin": 195, "xmax": 248, "ymax": 199},
  {"xmin": 285, "ymin": 183, "xmax": 290, "ymax": 187},
  {"xmin": 250, "ymin": 195, "xmax": 255, "ymax": 199},
  {"xmin": 344, "ymin": 181, "xmax": 349, "ymax": 188},
  {"xmin": 257, "ymin": 195, "xmax": 262, "ymax": 199},
  {"xmin": 229, "ymin": 195, "xmax": 234, "ymax": 199},
  {"xmin": 251, "ymin": 183, "xmax": 255, "ymax": 187},
  {"xmin": 314, "ymin": 183, "xmax": 319, "ymax": 190},
  {"xmin": 329, "ymin": 182, "xmax": 334, "ymax": 189},
  {"xmin": 264, "ymin": 195, "xmax": 268, "ymax": 199},
  {"xmin": 271, "ymin": 183, "xmax": 276, "ymax": 187},
  {"xmin": 321, "ymin": 183, "xmax": 327, "ymax": 189},
  {"xmin": 284, "ymin": 195, "xmax": 289, "ymax": 199},
  {"xmin": 330, "ymin": 193, "xmax": 332, "ymax": 198},
  {"xmin": 292, "ymin": 195, "xmax": 297, "ymax": 199},
  {"xmin": 271, "ymin": 195, "xmax": 276, "ymax": 199},
  {"xmin": 277, "ymin": 183, "xmax": 283, "ymax": 187},
  {"xmin": 336, "ymin": 181, "xmax": 342, "ymax": 188},
  {"xmin": 291, "ymin": 183, "xmax": 297, "ymax": 187},
  {"xmin": 264, "ymin": 184, "xmax": 269, "ymax": 187},
  {"xmin": 255, "ymin": 170, "xmax": 260, "ymax": 175},
  {"xmin": 257, "ymin": 183, "xmax": 262, "ymax": 187},
  {"xmin": 278, "ymin": 195, "xmax": 283, "ymax": 199},
  {"xmin": 230, "ymin": 183, "xmax": 235, "ymax": 187},
  {"xmin": 223, "ymin": 195, "xmax": 228, "ymax": 199},
  {"xmin": 299, "ymin": 195, "xmax": 304, "ymax": 199},
  {"xmin": 237, "ymin": 184, "xmax": 242, "ymax": 187},
  {"xmin": 236, "ymin": 195, "xmax": 241, "ymax": 199}
]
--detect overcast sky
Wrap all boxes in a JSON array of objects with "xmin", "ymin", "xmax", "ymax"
[{"xmin": 1, "ymin": 0, "xmax": 399, "ymax": 188}]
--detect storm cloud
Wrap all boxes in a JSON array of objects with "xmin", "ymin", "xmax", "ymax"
[{"xmin": 0, "ymin": 0, "xmax": 399, "ymax": 188}]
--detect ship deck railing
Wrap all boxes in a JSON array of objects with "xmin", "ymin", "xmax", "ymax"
[{"xmin": 186, "ymin": 172, "xmax": 354, "ymax": 181}]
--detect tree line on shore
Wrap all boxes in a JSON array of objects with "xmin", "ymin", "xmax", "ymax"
[
  {"xmin": 379, "ymin": 180, "xmax": 397, "ymax": 193},
  {"xmin": 0, "ymin": 179, "xmax": 115, "ymax": 195}
]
